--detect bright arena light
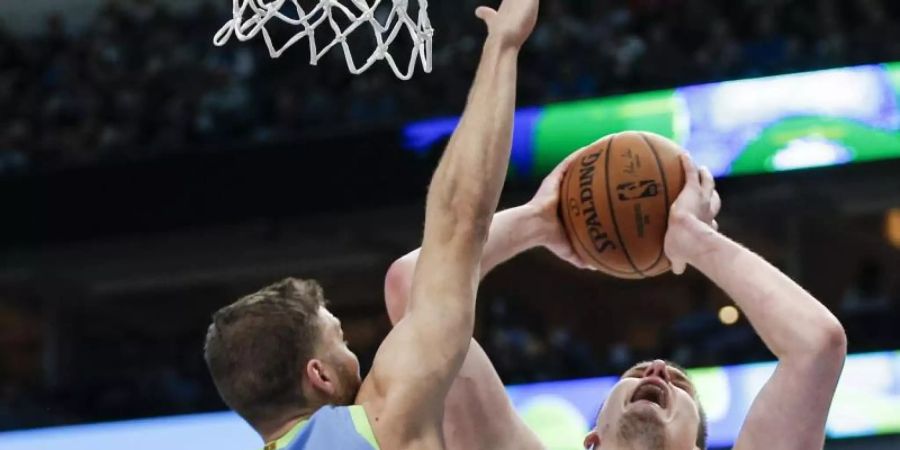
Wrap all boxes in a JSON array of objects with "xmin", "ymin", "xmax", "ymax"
[
  {"xmin": 718, "ymin": 305, "xmax": 740, "ymax": 325},
  {"xmin": 887, "ymin": 208, "xmax": 900, "ymax": 249},
  {"xmin": 770, "ymin": 136, "xmax": 853, "ymax": 171}
]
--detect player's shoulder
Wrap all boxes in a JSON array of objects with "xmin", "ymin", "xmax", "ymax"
[
  {"xmin": 355, "ymin": 394, "xmax": 444, "ymax": 450},
  {"xmin": 274, "ymin": 405, "xmax": 380, "ymax": 450}
]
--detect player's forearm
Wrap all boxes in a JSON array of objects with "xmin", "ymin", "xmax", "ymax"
[
  {"xmin": 481, "ymin": 204, "xmax": 544, "ymax": 273},
  {"xmin": 423, "ymin": 37, "xmax": 520, "ymax": 245},
  {"xmin": 684, "ymin": 217, "xmax": 847, "ymax": 361},
  {"xmin": 386, "ymin": 205, "xmax": 542, "ymax": 323}
]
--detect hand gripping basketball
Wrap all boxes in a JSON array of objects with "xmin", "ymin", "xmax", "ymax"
[
  {"xmin": 527, "ymin": 152, "xmax": 592, "ymax": 270},
  {"xmin": 664, "ymin": 154, "xmax": 722, "ymax": 275}
]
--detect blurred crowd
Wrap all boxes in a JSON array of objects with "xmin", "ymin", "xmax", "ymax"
[
  {"xmin": 0, "ymin": 328, "xmax": 219, "ymax": 430},
  {"xmin": 2, "ymin": 0, "xmax": 900, "ymax": 174},
  {"xmin": 3, "ymin": 258, "xmax": 898, "ymax": 431}
]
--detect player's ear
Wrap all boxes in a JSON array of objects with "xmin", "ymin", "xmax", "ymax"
[
  {"xmin": 306, "ymin": 358, "xmax": 336, "ymax": 396},
  {"xmin": 583, "ymin": 431, "xmax": 600, "ymax": 449}
]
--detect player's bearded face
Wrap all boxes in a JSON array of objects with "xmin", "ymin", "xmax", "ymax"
[
  {"xmin": 585, "ymin": 361, "xmax": 700, "ymax": 450},
  {"xmin": 316, "ymin": 308, "xmax": 363, "ymax": 405},
  {"xmin": 330, "ymin": 344, "xmax": 361, "ymax": 405}
]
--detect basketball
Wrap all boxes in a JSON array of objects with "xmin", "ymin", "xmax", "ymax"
[{"xmin": 559, "ymin": 131, "xmax": 686, "ymax": 279}]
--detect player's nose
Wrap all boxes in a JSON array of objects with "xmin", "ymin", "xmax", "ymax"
[{"xmin": 643, "ymin": 359, "xmax": 671, "ymax": 382}]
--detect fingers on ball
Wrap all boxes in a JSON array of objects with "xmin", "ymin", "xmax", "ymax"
[
  {"xmin": 681, "ymin": 153, "xmax": 699, "ymax": 187},
  {"xmin": 699, "ymin": 166, "xmax": 715, "ymax": 196},
  {"xmin": 711, "ymin": 191, "xmax": 722, "ymax": 216}
]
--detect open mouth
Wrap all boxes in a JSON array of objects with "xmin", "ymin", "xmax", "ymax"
[{"xmin": 630, "ymin": 380, "xmax": 668, "ymax": 409}]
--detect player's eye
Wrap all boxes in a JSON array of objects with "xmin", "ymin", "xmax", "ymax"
[{"xmin": 675, "ymin": 381, "xmax": 694, "ymax": 394}]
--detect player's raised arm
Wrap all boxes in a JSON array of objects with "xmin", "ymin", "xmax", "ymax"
[
  {"xmin": 665, "ymin": 155, "xmax": 847, "ymax": 450},
  {"xmin": 381, "ymin": 155, "xmax": 584, "ymax": 450},
  {"xmin": 355, "ymin": 0, "xmax": 540, "ymax": 448}
]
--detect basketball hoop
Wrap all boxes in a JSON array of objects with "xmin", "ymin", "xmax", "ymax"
[{"xmin": 213, "ymin": 0, "xmax": 433, "ymax": 80}]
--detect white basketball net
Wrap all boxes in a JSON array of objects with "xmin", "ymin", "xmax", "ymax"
[{"xmin": 213, "ymin": 0, "xmax": 433, "ymax": 80}]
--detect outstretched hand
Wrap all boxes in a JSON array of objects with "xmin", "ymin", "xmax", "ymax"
[
  {"xmin": 475, "ymin": 0, "xmax": 539, "ymax": 49},
  {"xmin": 664, "ymin": 153, "xmax": 722, "ymax": 275}
]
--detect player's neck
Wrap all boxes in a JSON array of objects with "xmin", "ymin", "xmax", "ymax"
[
  {"xmin": 261, "ymin": 408, "xmax": 317, "ymax": 444},
  {"xmin": 599, "ymin": 439, "xmax": 664, "ymax": 450}
]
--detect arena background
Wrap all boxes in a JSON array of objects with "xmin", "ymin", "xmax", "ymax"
[{"xmin": 1, "ymin": 0, "xmax": 899, "ymax": 449}]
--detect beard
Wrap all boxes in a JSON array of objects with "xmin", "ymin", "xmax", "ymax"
[
  {"xmin": 616, "ymin": 407, "xmax": 666, "ymax": 450},
  {"xmin": 331, "ymin": 362, "xmax": 362, "ymax": 406}
]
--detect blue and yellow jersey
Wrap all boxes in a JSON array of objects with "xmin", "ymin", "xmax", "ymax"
[{"xmin": 263, "ymin": 405, "xmax": 380, "ymax": 450}]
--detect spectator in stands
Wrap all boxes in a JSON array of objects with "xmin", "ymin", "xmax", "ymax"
[{"xmin": 1, "ymin": 0, "xmax": 899, "ymax": 172}]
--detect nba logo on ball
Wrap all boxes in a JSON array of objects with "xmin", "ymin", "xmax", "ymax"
[
  {"xmin": 617, "ymin": 180, "xmax": 660, "ymax": 201},
  {"xmin": 560, "ymin": 132, "xmax": 686, "ymax": 279}
]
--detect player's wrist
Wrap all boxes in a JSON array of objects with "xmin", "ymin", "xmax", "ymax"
[
  {"xmin": 484, "ymin": 33, "xmax": 524, "ymax": 54},
  {"xmin": 674, "ymin": 214, "xmax": 728, "ymax": 268},
  {"xmin": 494, "ymin": 204, "xmax": 542, "ymax": 249}
]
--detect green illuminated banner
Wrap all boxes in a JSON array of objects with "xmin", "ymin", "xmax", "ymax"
[{"xmin": 405, "ymin": 62, "xmax": 900, "ymax": 178}]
